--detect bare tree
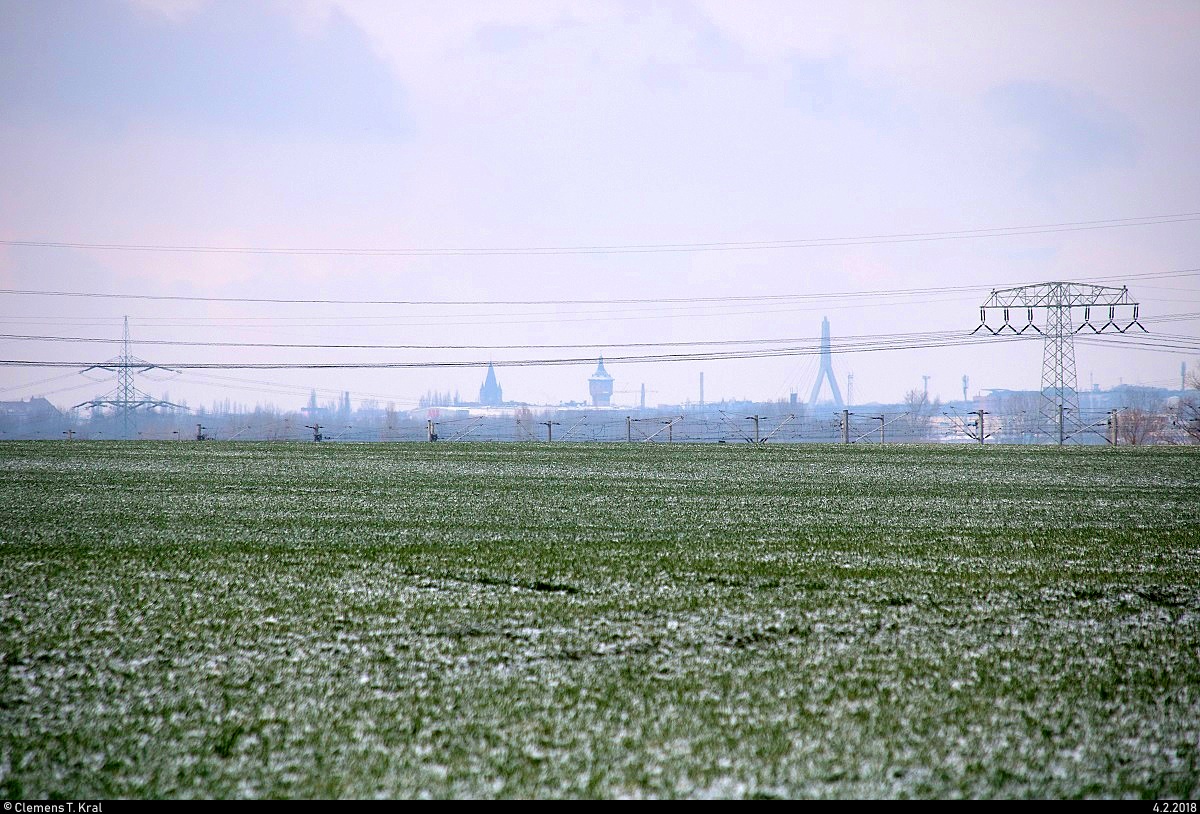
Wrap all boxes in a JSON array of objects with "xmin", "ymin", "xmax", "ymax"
[
  {"xmin": 513, "ymin": 406, "xmax": 534, "ymax": 441},
  {"xmin": 1112, "ymin": 387, "xmax": 1166, "ymax": 445},
  {"xmin": 902, "ymin": 389, "xmax": 941, "ymax": 440},
  {"xmin": 1118, "ymin": 409, "xmax": 1166, "ymax": 445},
  {"xmin": 979, "ymin": 390, "xmax": 1043, "ymax": 443},
  {"xmin": 1172, "ymin": 362, "xmax": 1200, "ymax": 443},
  {"xmin": 1168, "ymin": 398, "xmax": 1200, "ymax": 444}
]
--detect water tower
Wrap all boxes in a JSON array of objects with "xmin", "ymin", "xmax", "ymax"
[{"xmin": 589, "ymin": 357, "xmax": 614, "ymax": 406}]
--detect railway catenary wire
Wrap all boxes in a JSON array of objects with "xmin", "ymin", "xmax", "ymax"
[{"xmin": 12, "ymin": 406, "xmax": 1192, "ymax": 445}]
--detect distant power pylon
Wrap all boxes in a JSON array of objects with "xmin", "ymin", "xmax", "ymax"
[
  {"xmin": 73, "ymin": 316, "xmax": 185, "ymax": 439},
  {"xmin": 974, "ymin": 282, "xmax": 1144, "ymax": 444}
]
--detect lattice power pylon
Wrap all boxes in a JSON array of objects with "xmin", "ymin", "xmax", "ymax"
[
  {"xmin": 974, "ymin": 282, "xmax": 1144, "ymax": 444},
  {"xmin": 74, "ymin": 316, "xmax": 186, "ymax": 439}
]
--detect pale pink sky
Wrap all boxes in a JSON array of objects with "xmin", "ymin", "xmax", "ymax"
[{"xmin": 1, "ymin": 0, "xmax": 1198, "ymax": 411}]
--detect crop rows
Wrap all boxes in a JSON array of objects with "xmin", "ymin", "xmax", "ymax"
[{"xmin": 1, "ymin": 441, "xmax": 1198, "ymax": 797}]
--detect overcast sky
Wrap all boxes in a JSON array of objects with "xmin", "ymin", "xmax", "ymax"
[{"xmin": 1, "ymin": 0, "xmax": 1198, "ymax": 414}]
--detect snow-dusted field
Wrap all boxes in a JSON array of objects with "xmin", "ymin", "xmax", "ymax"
[{"xmin": 1, "ymin": 441, "xmax": 1198, "ymax": 798}]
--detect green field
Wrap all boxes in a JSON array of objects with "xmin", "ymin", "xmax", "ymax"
[{"xmin": 1, "ymin": 441, "xmax": 1198, "ymax": 798}]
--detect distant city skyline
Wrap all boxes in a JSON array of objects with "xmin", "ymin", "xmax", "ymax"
[{"xmin": 1, "ymin": 1, "xmax": 1197, "ymax": 411}]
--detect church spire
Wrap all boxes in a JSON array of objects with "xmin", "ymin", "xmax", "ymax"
[{"xmin": 479, "ymin": 362, "xmax": 503, "ymax": 406}]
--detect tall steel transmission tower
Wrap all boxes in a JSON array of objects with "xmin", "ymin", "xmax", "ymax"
[
  {"xmin": 974, "ymin": 282, "xmax": 1144, "ymax": 444},
  {"xmin": 74, "ymin": 316, "xmax": 185, "ymax": 439}
]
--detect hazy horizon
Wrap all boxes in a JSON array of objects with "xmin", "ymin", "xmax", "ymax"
[{"xmin": 2, "ymin": 0, "xmax": 1198, "ymax": 414}]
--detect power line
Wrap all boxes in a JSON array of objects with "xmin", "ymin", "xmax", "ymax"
[
  {"xmin": 0, "ymin": 291, "xmax": 984, "ymax": 324},
  {"xmin": 0, "ymin": 308, "xmax": 1190, "ymax": 354},
  {"xmin": 0, "ymin": 331, "xmax": 1037, "ymax": 370},
  {"xmin": 0, "ymin": 283, "xmax": 993, "ymax": 307},
  {"xmin": 1086, "ymin": 268, "xmax": 1200, "ymax": 284},
  {"xmin": 0, "ymin": 370, "xmax": 82, "ymax": 395},
  {"xmin": 1079, "ymin": 335, "xmax": 1200, "ymax": 353},
  {"xmin": 2, "ymin": 268, "xmax": 1197, "ymax": 310},
  {"xmin": 173, "ymin": 369, "xmax": 423, "ymax": 407},
  {"xmin": 3, "ymin": 313, "xmax": 1192, "ymax": 371},
  {"xmin": 3, "ymin": 212, "xmax": 1198, "ymax": 257},
  {"xmin": 0, "ymin": 327, "xmax": 971, "ymax": 351},
  {"xmin": 0, "ymin": 293, "xmax": 989, "ymax": 333}
]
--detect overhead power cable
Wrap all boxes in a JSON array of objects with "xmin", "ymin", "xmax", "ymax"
[
  {"xmin": 0, "ymin": 310, "xmax": 1190, "ymax": 353},
  {"xmin": 0, "ymin": 291, "xmax": 982, "ymax": 324},
  {"xmin": 0, "ymin": 283, "xmax": 994, "ymax": 306},
  {"xmin": 0, "ymin": 331, "xmax": 1037, "ymax": 370},
  {"xmin": 2, "ymin": 212, "xmax": 1197, "ymax": 257},
  {"xmin": 0, "ymin": 295, "xmax": 985, "ymax": 332},
  {"xmin": 173, "ymin": 369, "xmax": 423, "ymax": 407},
  {"xmin": 0, "ymin": 268, "xmax": 1195, "ymax": 308},
  {"xmin": 0, "ymin": 327, "xmax": 970, "ymax": 351},
  {"xmin": 3, "ymin": 313, "xmax": 1193, "ymax": 371},
  {"xmin": 0, "ymin": 370, "xmax": 82, "ymax": 394},
  {"xmin": 13, "ymin": 334, "xmax": 1192, "ymax": 370}
]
